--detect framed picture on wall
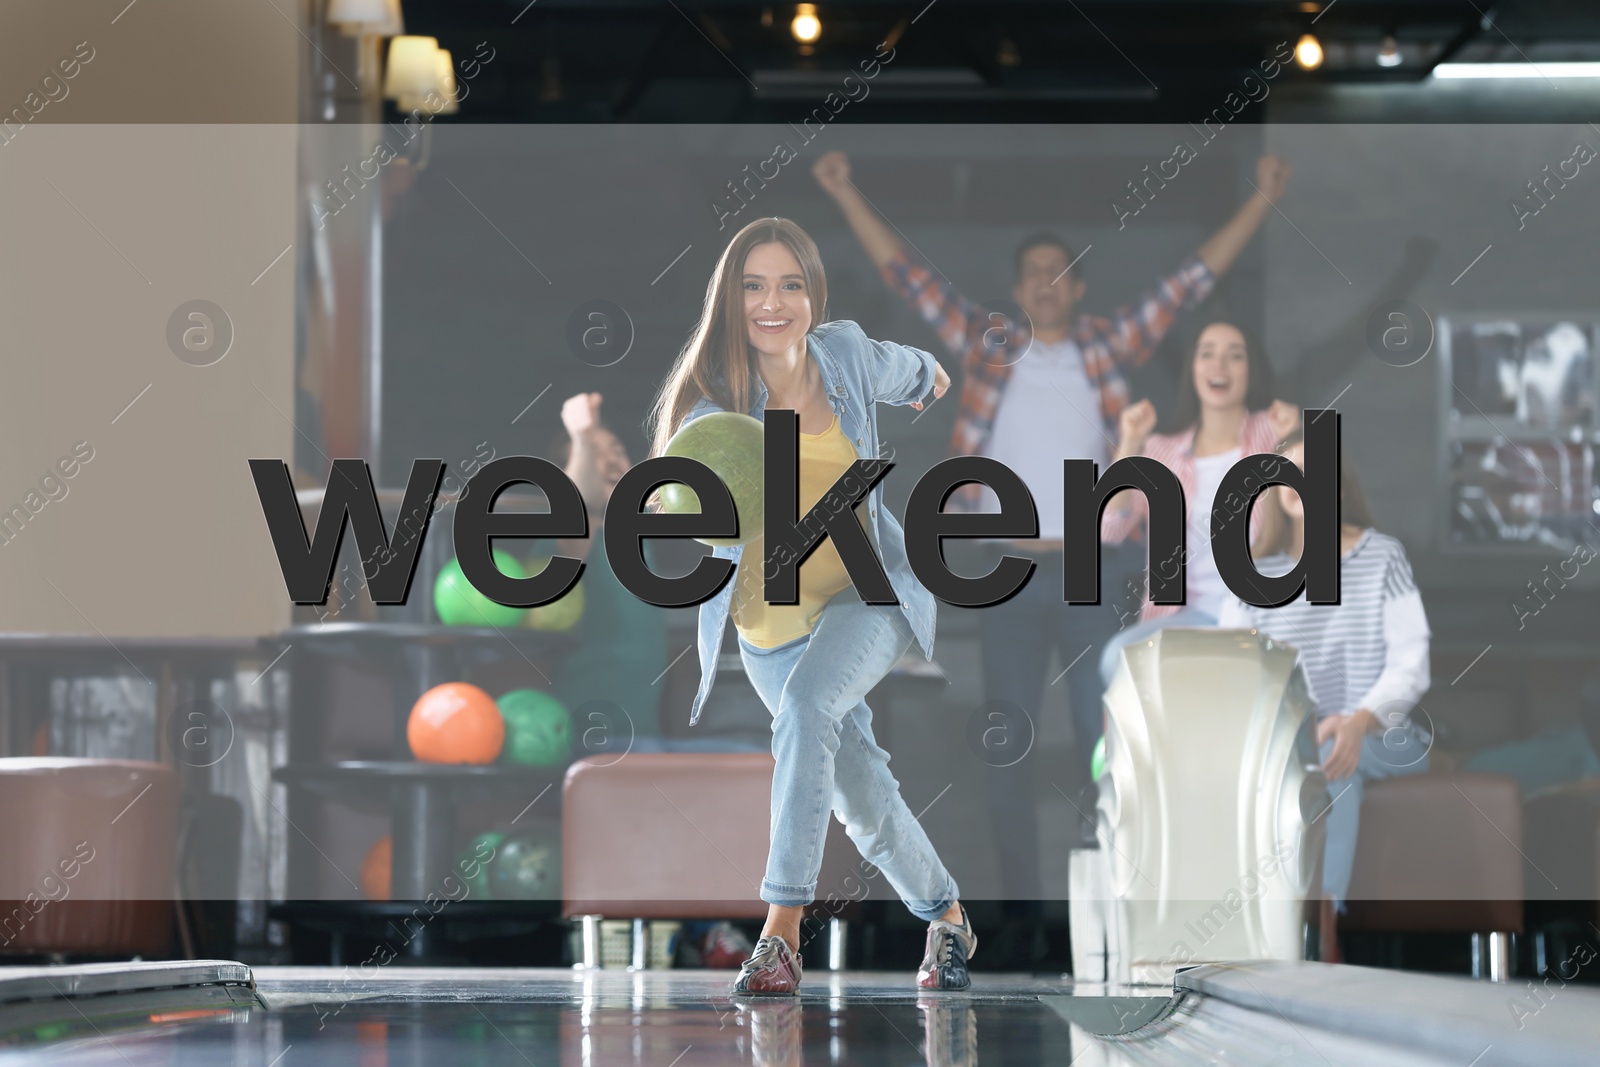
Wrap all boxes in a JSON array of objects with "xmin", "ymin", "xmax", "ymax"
[{"xmin": 1438, "ymin": 315, "xmax": 1600, "ymax": 551}]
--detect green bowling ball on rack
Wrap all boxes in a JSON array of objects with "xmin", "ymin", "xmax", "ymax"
[
  {"xmin": 497, "ymin": 688, "xmax": 572, "ymax": 766},
  {"xmin": 455, "ymin": 829, "xmax": 558, "ymax": 901},
  {"xmin": 458, "ymin": 830, "xmax": 505, "ymax": 900},
  {"xmin": 434, "ymin": 550, "xmax": 529, "ymax": 628},
  {"xmin": 488, "ymin": 833, "xmax": 561, "ymax": 901}
]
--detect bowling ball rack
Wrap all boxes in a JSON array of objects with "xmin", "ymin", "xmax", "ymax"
[{"xmin": 264, "ymin": 622, "xmax": 572, "ymax": 961}]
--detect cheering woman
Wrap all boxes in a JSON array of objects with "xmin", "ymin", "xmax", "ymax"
[
  {"xmin": 1218, "ymin": 429, "xmax": 1431, "ymax": 960},
  {"xmin": 650, "ymin": 217, "xmax": 974, "ymax": 994},
  {"xmin": 1097, "ymin": 320, "xmax": 1300, "ymax": 682}
]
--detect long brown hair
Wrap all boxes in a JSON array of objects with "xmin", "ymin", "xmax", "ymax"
[
  {"xmin": 1168, "ymin": 319, "xmax": 1277, "ymax": 434},
  {"xmin": 649, "ymin": 217, "xmax": 829, "ymax": 457},
  {"xmin": 1252, "ymin": 427, "xmax": 1377, "ymax": 557}
]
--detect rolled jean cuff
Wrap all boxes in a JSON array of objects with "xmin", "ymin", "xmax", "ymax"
[
  {"xmin": 905, "ymin": 896, "xmax": 957, "ymax": 924},
  {"xmin": 760, "ymin": 879, "xmax": 816, "ymax": 908}
]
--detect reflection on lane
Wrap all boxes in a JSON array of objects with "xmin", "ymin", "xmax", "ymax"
[{"xmin": 3, "ymin": 989, "xmax": 1059, "ymax": 1067}]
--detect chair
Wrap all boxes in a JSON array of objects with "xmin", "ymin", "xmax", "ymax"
[
  {"xmin": 562, "ymin": 752, "xmax": 864, "ymax": 970},
  {"xmin": 1341, "ymin": 772, "xmax": 1524, "ymax": 981}
]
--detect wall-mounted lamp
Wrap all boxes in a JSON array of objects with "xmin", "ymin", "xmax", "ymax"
[
  {"xmin": 384, "ymin": 35, "xmax": 441, "ymax": 101},
  {"xmin": 328, "ymin": 0, "xmax": 404, "ymax": 37},
  {"xmin": 423, "ymin": 49, "xmax": 459, "ymax": 114}
]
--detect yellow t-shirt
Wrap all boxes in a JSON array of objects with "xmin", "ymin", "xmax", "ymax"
[{"xmin": 732, "ymin": 415, "xmax": 869, "ymax": 648}]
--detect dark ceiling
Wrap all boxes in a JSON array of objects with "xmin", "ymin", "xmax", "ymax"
[{"xmin": 391, "ymin": 0, "xmax": 1600, "ymax": 122}]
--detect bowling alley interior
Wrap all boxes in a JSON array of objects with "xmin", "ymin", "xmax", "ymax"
[{"xmin": 3, "ymin": 1, "xmax": 1600, "ymax": 1064}]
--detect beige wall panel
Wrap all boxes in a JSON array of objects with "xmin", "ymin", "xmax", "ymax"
[{"xmin": 0, "ymin": 124, "xmax": 299, "ymax": 636}]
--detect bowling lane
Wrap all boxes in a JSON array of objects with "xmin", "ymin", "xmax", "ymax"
[
  {"xmin": 5, "ymin": 964, "xmax": 1599, "ymax": 1066},
  {"xmin": 5, "ymin": 968, "xmax": 1077, "ymax": 1067}
]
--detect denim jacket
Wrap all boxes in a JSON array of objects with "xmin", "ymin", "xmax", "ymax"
[{"xmin": 683, "ymin": 320, "xmax": 940, "ymax": 725}]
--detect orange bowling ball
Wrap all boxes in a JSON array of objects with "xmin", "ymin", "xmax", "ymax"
[
  {"xmin": 361, "ymin": 835, "xmax": 391, "ymax": 901},
  {"xmin": 407, "ymin": 682, "xmax": 505, "ymax": 764}
]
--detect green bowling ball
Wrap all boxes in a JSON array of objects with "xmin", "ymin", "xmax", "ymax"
[
  {"xmin": 458, "ymin": 830, "xmax": 505, "ymax": 900},
  {"xmin": 488, "ymin": 833, "xmax": 561, "ymax": 900},
  {"xmin": 1091, "ymin": 735, "xmax": 1107, "ymax": 781},
  {"xmin": 434, "ymin": 550, "xmax": 528, "ymax": 628},
  {"xmin": 497, "ymin": 688, "xmax": 572, "ymax": 766},
  {"xmin": 659, "ymin": 411, "xmax": 764, "ymax": 547}
]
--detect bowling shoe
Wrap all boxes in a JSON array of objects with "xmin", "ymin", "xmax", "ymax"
[
  {"xmin": 917, "ymin": 906, "xmax": 978, "ymax": 990},
  {"xmin": 732, "ymin": 935, "xmax": 803, "ymax": 996}
]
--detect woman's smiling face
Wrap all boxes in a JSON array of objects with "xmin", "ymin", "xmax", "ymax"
[
  {"xmin": 742, "ymin": 241, "xmax": 813, "ymax": 357},
  {"xmin": 1192, "ymin": 322, "xmax": 1250, "ymax": 412}
]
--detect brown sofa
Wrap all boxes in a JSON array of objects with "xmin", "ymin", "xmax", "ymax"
[
  {"xmin": 1341, "ymin": 770, "xmax": 1523, "ymax": 979},
  {"xmin": 1521, "ymin": 779, "xmax": 1600, "ymax": 972},
  {"xmin": 562, "ymin": 752, "xmax": 870, "ymax": 969}
]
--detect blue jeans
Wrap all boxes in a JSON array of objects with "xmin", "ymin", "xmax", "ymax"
[
  {"xmin": 1097, "ymin": 606, "xmax": 1219, "ymax": 687},
  {"xmin": 1318, "ymin": 728, "xmax": 1429, "ymax": 911},
  {"xmin": 737, "ymin": 592, "xmax": 961, "ymax": 923}
]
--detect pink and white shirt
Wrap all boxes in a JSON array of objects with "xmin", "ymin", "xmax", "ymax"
[{"xmin": 1101, "ymin": 408, "xmax": 1283, "ymax": 622}]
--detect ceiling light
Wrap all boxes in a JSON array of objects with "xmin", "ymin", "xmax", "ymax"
[
  {"xmin": 791, "ymin": 4, "xmax": 821, "ymax": 45},
  {"xmin": 1432, "ymin": 62, "xmax": 1600, "ymax": 79},
  {"xmin": 1295, "ymin": 34, "xmax": 1323, "ymax": 71},
  {"xmin": 1377, "ymin": 35, "xmax": 1401, "ymax": 68}
]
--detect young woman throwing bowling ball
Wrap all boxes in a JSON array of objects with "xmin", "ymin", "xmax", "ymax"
[{"xmin": 648, "ymin": 217, "xmax": 974, "ymax": 994}]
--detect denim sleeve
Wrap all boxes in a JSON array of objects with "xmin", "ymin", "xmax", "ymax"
[
  {"xmin": 677, "ymin": 398, "xmax": 725, "ymax": 431},
  {"xmin": 867, "ymin": 334, "xmax": 937, "ymax": 406}
]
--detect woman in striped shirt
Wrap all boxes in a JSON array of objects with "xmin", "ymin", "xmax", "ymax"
[
  {"xmin": 1097, "ymin": 320, "xmax": 1300, "ymax": 683},
  {"xmin": 1218, "ymin": 429, "xmax": 1431, "ymax": 959}
]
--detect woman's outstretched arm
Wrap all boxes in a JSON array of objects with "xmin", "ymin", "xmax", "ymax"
[{"xmin": 864, "ymin": 333, "xmax": 948, "ymax": 408}]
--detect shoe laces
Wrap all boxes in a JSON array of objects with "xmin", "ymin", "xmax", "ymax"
[
  {"xmin": 933, "ymin": 916, "xmax": 968, "ymax": 967},
  {"xmin": 744, "ymin": 936, "xmax": 787, "ymax": 973}
]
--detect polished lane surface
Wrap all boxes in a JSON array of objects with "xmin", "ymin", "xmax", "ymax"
[
  {"xmin": 6, "ymin": 969, "xmax": 1075, "ymax": 1067},
  {"xmin": 4, "ymin": 964, "xmax": 1597, "ymax": 1066}
]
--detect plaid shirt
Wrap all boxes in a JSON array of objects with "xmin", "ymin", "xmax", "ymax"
[{"xmin": 880, "ymin": 250, "xmax": 1215, "ymax": 505}]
